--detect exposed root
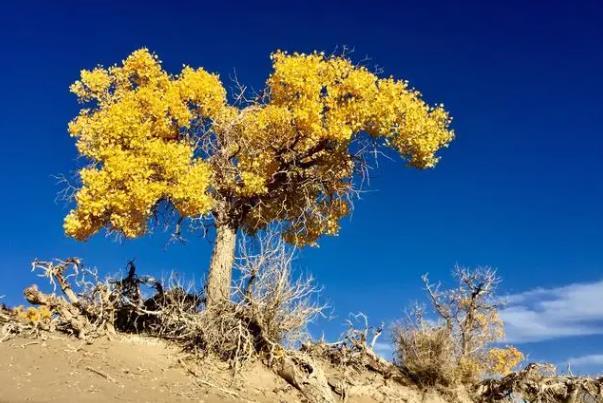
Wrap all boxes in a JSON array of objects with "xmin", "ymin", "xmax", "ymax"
[
  {"xmin": 303, "ymin": 313, "xmax": 401, "ymax": 382},
  {"xmin": 475, "ymin": 363, "xmax": 603, "ymax": 402},
  {"xmin": 1, "ymin": 301, "xmax": 51, "ymax": 342},
  {"xmin": 18, "ymin": 255, "xmax": 333, "ymax": 402},
  {"xmin": 9, "ymin": 258, "xmax": 602, "ymax": 403},
  {"xmin": 276, "ymin": 351, "xmax": 335, "ymax": 403}
]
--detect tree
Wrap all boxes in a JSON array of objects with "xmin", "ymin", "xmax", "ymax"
[
  {"xmin": 64, "ymin": 48, "xmax": 454, "ymax": 305},
  {"xmin": 394, "ymin": 267, "xmax": 524, "ymax": 386}
]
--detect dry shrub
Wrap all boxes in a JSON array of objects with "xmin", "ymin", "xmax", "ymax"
[
  {"xmin": 393, "ymin": 310, "xmax": 456, "ymax": 386},
  {"xmin": 477, "ymin": 363, "xmax": 603, "ymax": 402},
  {"xmin": 19, "ymin": 233, "xmax": 324, "ymax": 370},
  {"xmin": 12, "ymin": 305, "xmax": 53, "ymax": 324},
  {"xmin": 234, "ymin": 233, "xmax": 324, "ymax": 347},
  {"xmin": 187, "ymin": 233, "xmax": 325, "ymax": 366},
  {"xmin": 393, "ymin": 267, "xmax": 524, "ymax": 387},
  {"xmin": 0, "ymin": 302, "xmax": 54, "ymax": 342}
]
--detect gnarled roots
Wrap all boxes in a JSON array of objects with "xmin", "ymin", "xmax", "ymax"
[{"xmin": 8, "ymin": 253, "xmax": 335, "ymax": 402}]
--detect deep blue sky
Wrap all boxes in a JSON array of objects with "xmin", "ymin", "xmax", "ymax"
[{"xmin": 1, "ymin": 1, "xmax": 602, "ymax": 373}]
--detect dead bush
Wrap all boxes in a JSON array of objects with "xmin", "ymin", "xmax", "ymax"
[
  {"xmin": 393, "ymin": 307, "xmax": 457, "ymax": 386},
  {"xmin": 17, "ymin": 238, "xmax": 333, "ymax": 402},
  {"xmin": 393, "ymin": 267, "xmax": 524, "ymax": 387},
  {"xmin": 234, "ymin": 234, "xmax": 324, "ymax": 347},
  {"xmin": 20, "ymin": 232, "xmax": 324, "ymax": 372},
  {"xmin": 188, "ymin": 233, "xmax": 325, "ymax": 366},
  {"xmin": 476, "ymin": 363, "xmax": 603, "ymax": 402}
]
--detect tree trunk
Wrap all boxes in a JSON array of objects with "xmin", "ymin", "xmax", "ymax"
[{"xmin": 205, "ymin": 221, "xmax": 237, "ymax": 306}]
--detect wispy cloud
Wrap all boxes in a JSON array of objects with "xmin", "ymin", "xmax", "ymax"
[
  {"xmin": 567, "ymin": 354, "xmax": 603, "ymax": 367},
  {"xmin": 565, "ymin": 354, "xmax": 603, "ymax": 375},
  {"xmin": 500, "ymin": 280, "xmax": 603, "ymax": 343}
]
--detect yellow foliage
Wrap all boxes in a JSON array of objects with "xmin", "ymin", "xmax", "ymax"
[
  {"xmin": 14, "ymin": 306, "xmax": 52, "ymax": 324},
  {"xmin": 65, "ymin": 49, "xmax": 218, "ymax": 239},
  {"xmin": 66, "ymin": 48, "xmax": 453, "ymax": 243},
  {"xmin": 454, "ymin": 345, "xmax": 523, "ymax": 383},
  {"xmin": 487, "ymin": 346, "xmax": 524, "ymax": 376},
  {"xmin": 395, "ymin": 268, "xmax": 525, "ymax": 386},
  {"xmin": 456, "ymin": 355, "xmax": 485, "ymax": 384}
]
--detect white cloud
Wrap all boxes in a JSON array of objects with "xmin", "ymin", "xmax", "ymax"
[
  {"xmin": 567, "ymin": 354, "xmax": 603, "ymax": 367},
  {"xmin": 564, "ymin": 354, "xmax": 603, "ymax": 375},
  {"xmin": 500, "ymin": 280, "xmax": 603, "ymax": 343}
]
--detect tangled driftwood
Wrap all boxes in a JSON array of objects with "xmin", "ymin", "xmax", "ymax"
[
  {"xmin": 476, "ymin": 363, "xmax": 603, "ymax": 402},
  {"xmin": 23, "ymin": 259, "xmax": 187, "ymax": 339},
  {"xmin": 12, "ymin": 257, "xmax": 337, "ymax": 402},
  {"xmin": 6, "ymin": 258, "xmax": 603, "ymax": 403}
]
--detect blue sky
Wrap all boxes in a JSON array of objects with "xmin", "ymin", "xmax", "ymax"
[{"xmin": 1, "ymin": 0, "xmax": 602, "ymax": 374}]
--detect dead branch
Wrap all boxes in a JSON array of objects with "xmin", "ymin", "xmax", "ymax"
[
  {"xmin": 85, "ymin": 366, "xmax": 116, "ymax": 383},
  {"xmin": 32, "ymin": 258, "xmax": 82, "ymax": 305},
  {"xmin": 24, "ymin": 284, "xmax": 88, "ymax": 338},
  {"xmin": 303, "ymin": 313, "xmax": 401, "ymax": 383},
  {"xmin": 475, "ymin": 363, "xmax": 603, "ymax": 402}
]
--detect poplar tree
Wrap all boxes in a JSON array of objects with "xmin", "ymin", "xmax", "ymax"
[{"xmin": 65, "ymin": 49, "xmax": 453, "ymax": 305}]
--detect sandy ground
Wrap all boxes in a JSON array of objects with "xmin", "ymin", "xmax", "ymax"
[
  {"xmin": 0, "ymin": 333, "xmax": 297, "ymax": 403},
  {"xmin": 0, "ymin": 333, "xmax": 460, "ymax": 403}
]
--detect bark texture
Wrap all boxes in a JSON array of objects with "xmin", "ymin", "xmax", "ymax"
[{"xmin": 205, "ymin": 221, "xmax": 237, "ymax": 306}]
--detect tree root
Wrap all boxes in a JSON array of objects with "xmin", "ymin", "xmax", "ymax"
[
  {"xmin": 12, "ymin": 258, "xmax": 603, "ymax": 403},
  {"xmin": 24, "ymin": 285, "xmax": 89, "ymax": 338},
  {"xmin": 303, "ymin": 340, "xmax": 399, "ymax": 378},
  {"xmin": 475, "ymin": 363, "xmax": 603, "ymax": 402},
  {"xmin": 276, "ymin": 351, "xmax": 336, "ymax": 403}
]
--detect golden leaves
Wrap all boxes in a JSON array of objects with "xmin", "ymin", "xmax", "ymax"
[
  {"xmin": 66, "ymin": 48, "xmax": 453, "ymax": 243},
  {"xmin": 177, "ymin": 66, "xmax": 227, "ymax": 119},
  {"xmin": 267, "ymin": 50, "xmax": 454, "ymax": 155},
  {"xmin": 65, "ymin": 49, "xmax": 219, "ymax": 239},
  {"xmin": 69, "ymin": 68, "xmax": 111, "ymax": 102},
  {"xmin": 487, "ymin": 346, "xmax": 524, "ymax": 376},
  {"xmin": 13, "ymin": 306, "xmax": 53, "ymax": 324}
]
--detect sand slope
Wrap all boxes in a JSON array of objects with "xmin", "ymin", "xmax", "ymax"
[{"xmin": 0, "ymin": 334, "xmax": 460, "ymax": 403}]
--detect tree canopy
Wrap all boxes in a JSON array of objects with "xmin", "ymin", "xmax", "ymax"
[{"xmin": 65, "ymin": 48, "xmax": 453, "ymax": 246}]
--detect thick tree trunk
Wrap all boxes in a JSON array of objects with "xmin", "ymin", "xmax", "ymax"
[{"xmin": 205, "ymin": 221, "xmax": 237, "ymax": 306}]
